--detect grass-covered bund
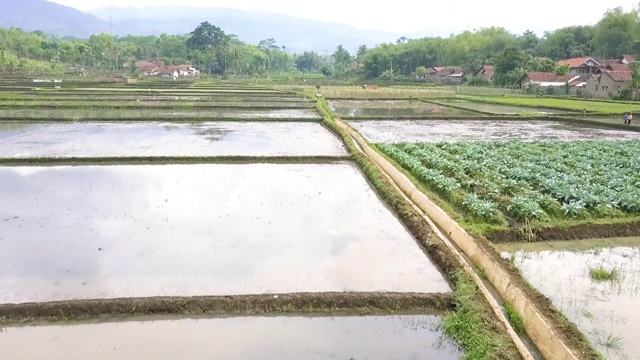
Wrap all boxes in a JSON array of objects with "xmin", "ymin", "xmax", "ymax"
[{"xmin": 462, "ymin": 96, "xmax": 640, "ymax": 114}]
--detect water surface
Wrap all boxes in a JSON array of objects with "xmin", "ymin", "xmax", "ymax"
[
  {"xmin": 0, "ymin": 121, "xmax": 346, "ymax": 157},
  {"xmin": 0, "ymin": 315, "xmax": 462, "ymax": 360},
  {"xmin": 503, "ymin": 244, "xmax": 640, "ymax": 360},
  {"xmin": 348, "ymin": 120, "xmax": 640, "ymax": 143},
  {"xmin": 328, "ymin": 100, "xmax": 476, "ymax": 117},
  {"xmin": 0, "ymin": 163, "xmax": 451, "ymax": 303}
]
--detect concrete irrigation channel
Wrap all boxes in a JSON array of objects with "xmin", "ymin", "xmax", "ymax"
[{"xmin": 0, "ymin": 83, "xmax": 471, "ymax": 359}]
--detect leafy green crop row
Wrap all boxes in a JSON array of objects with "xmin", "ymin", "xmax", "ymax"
[
  {"xmin": 464, "ymin": 96, "xmax": 640, "ymax": 114},
  {"xmin": 378, "ymin": 140, "xmax": 640, "ymax": 224}
]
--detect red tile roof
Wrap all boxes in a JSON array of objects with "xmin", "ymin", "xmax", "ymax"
[
  {"xmin": 568, "ymin": 75, "xmax": 590, "ymax": 86},
  {"xmin": 556, "ymin": 57, "xmax": 599, "ymax": 68},
  {"xmin": 596, "ymin": 59, "xmax": 621, "ymax": 67},
  {"xmin": 435, "ymin": 68, "xmax": 453, "ymax": 76},
  {"xmin": 523, "ymin": 72, "xmax": 574, "ymax": 82},
  {"xmin": 480, "ymin": 65, "xmax": 494, "ymax": 75},
  {"xmin": 604, "ymin": 71, "xmax": 632, "ymax": 82},
  {"xmin": 622, "ymin": 54, "xmax": 636, "ymax": 63},
  {"xmin": 606, "ymin": 63, "xmax": 630, "ymax": 72}
]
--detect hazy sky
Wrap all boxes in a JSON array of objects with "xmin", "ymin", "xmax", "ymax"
[{"xmin": 49, "ymin": 0, "xmax": 637, "ymax": 33}]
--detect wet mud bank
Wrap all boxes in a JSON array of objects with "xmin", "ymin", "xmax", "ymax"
[
  {"xmin": 0, "ymin": 292, "xmax": 454, "ymax": 324},
  {"xmin": 487, "ymin": 220, "xmax": 640, "ymax": 243},
  {"xmin": 0, "ymin": 156, "xmax": 351, "ymax": 166}
]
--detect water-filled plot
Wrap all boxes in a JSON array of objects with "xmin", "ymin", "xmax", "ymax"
[
  {"xmin": 437, "ymin": 99, "xmax": 575, "ymax": 115},
  {"xmin": 0, "ymin": 121, "xmax": 347, "ymax": 158},
  {"xmin": 0, "ymin": 163, "xmax": 451, "ymax": 303},
  {"xmin": 0, "ymin": 108, "xmax": 321, "ymax": 120},
  {"xmin": 500, "ymin": 241, "xmax": 640, "ymax": 360},
  {"xmin": 328, "ymin": 100, "xmax": 477, "ymax": 117},
  {"xmin": 0, "ymin": 315, "xmax": 462, "ymax": 359},
  {"xmin": 347, "ymin": 119, "xmax": 640, "ymax": 143}
]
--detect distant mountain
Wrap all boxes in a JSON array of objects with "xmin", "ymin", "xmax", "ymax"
[
  {"xmin": 0, "ymin": 0, "xmax": 108, "ymax": 37},
  {"xmin": 0, "ymin": 0, "xmax": 458, "ymax": 53},
  {"xmin": 93, "ymin": 5, "xmax": 429, "ymax": 54}
]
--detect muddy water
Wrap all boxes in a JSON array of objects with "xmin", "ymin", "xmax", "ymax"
[
  {"xmin": 0, "ymin": 163, "xmax": 451, "ymax": 303},
  {"xmin": 348, "ymin": 119, "xmax": 640, "ymax": 143},
  {"xmin": 0, "ymin": 108, "xmax": 320, "ymax": 119},
  {"xmin": 0, "ymin": 121, "xmax": 347, "ymax": 157},
  {"xmin": 502, "ymin": 243, "xmax": 640, "ymax": 360},
  {"xmin": 0, "ymin": 315, "xmax": 462, "ymax": 359},
  {"xmin": 328, "ymin": 100, "xmax": 476, "ymax": 117}
]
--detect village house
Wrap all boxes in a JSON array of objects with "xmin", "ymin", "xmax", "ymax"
[
  {"xmin": 556, "ymin": 57, "xmax": 600, "ymax": 75},
  {"xmin": 134, "ymin": 61, "xmax": 199, "ymax": 78},
  {"xmin": 426, "ymin": 66, "xmax": 446, "ymax": 76},
  {"xmin": 585, "ymin": 71, "xmax": 632, "ymax": 98},
  {"xmin": 426, "ymin": 67, "xmax": 464, "ymax": 83},
  {"xmin": 567, "ymin": 75, "xmax": 590, "ymax": 95},
  {"xmin": 620, "ymin": 54, "xmax": 636, "ymax": 64},
  {"xmin": 519, "ymin": 72, "xmax": 575, "ymax": 90},
  {"xmin": 475, "ymin": 65, "xmax": 494, "ymax": 82}
]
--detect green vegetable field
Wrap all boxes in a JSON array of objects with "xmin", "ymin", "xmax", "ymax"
[
  {"xmin": 464, "ymin": 96, "xmax": 640, "ymax": 114},
  {"xmin": 378, "ymin": 140, "xmax": 640, "ymax": 225}
]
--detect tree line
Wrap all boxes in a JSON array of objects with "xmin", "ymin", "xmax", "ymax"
[{"xmin": 0, "ymin": 6, "xmax": 638, "ymax": 81}]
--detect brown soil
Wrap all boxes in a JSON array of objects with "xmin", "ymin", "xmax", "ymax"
[
  {"xmin": 0, "ymin": 156, "xmax": 350, "ymax": 166},
  {"xmin": 0, "ymin": 292, "xmax": 453, "ymax": 324},
  {"xmin": 488, "ymin": 220, "xmax": 640, "ymax": 243}
]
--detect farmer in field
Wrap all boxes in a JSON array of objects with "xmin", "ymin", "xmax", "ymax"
[
  {"xmin": 623, "ymin": 113, "xmax": 629, "ymax": 125},
  {"xmin": 628, "ymin": 113, "xmax": 633, "ymax": 125}
]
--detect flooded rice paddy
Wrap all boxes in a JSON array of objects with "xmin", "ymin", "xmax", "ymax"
[
  {"xmin": 438, "ymin": 99, "xmax": 575, "ymax": 115},
  {"xmin": 328, "ymin": 100, "xmax": 477, "ymax": 117},
  {"xmin": 499, "ymin": 239, "xmax": 640, "ymax": 360},
  {"xmin": 0, "ymin": 121, "xmax": 346, "ymax": 158},
  {"xmin": 0, "ymin": 108, "xmax": 320, "ymax": 119},
  {"xmin": 0, "ymin": 315, "xmax": 462, "ymax": 359},
  {"xmin": 0, "ymin": 163, "xmax": 451, "ymax": 303},
  {"xmin": 348, "ymin": 119, "xmax": 640, "ymax": 143}
]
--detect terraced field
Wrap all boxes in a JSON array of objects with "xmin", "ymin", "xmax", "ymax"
[
  {"xmin": 333, "ymin": 90, "xmax": 640, "ymax": 360},
  {"xmin": 0, "ymin": 81, "xmax": 492, "ymax": 359},
  {"xmin": 9, "ymin": 82, "xmax": 637, "ymax": 359}
]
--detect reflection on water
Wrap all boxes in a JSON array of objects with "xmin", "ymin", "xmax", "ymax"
[
  {"xmin": 504, "ymin": 246, "xmax": 640, "ymax": 360},
  {"xmin": 0, "ymin": 315, "xmax": 462, "ymax": 360},
  {"xmin": 438, "ymin": 100, "xmax": 574, "ymax": 115},
  {"xmin": 349, "ymin": 120, "xmax": 640, "ymax": 143},
  {"xmin": 328, "ymin": 100, "xmax": 475, "ymax": 117},
  {"xmin": 0, "ymin": 108, "xmax": 320, "ymax": 119},
  {"xmin": 0, "ymin": 163, "xmax": 450, "ymax": 303},
  {"xmin": 0, "ymin": 121, "xmax": 346, "ymax": 157}
]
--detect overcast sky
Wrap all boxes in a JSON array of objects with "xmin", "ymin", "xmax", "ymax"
[{"xmin": 49, "ymin": 0, "xmax": 637, "ymax": 34}]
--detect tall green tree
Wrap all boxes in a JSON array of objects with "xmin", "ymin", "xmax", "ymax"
[
  {"xmin": 493, "ymin": 47, "xmax": 530, "ymax": 86},
  {"xmin": 187, "ymin": 21, "xmax": 228, "ymax": 74}
]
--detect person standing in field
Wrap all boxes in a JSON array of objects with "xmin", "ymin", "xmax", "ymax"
[
  {"xmin": 623, "ymin": 113, "xmax": 629, "ymax": 125},
  {"xmin": 628, "ymin": 113, "xmax": 633, "ymax": 125}
]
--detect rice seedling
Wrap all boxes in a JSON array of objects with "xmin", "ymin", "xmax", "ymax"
[{"xmin": 589, "ymin": 266, "xmax": 619, "ymax": 282}]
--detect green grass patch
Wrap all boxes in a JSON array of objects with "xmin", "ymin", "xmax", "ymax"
[
  {"xmin": 463, "ymin": 96, "xmax": 640, "ymax": 114},
  {"xmin": 443, "ymin": 272, "xmax": 516, "ymax": 360},
  {"xmin": 589, "ymin": 267, "xmax": 619, "ymax": 282},
  {"xmin": 503, "ymin": 302, "xmax": 525, "ymax": 334}
]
